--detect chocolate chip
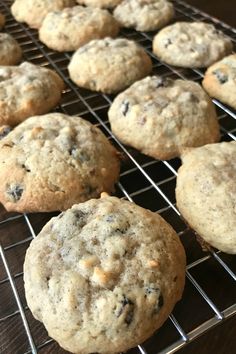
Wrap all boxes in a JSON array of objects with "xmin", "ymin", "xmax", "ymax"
[
  {"xmin": 164, "ymin": 38, "xmax": 172, "ymax": 48},
  {"xmin": 0, "ymin": 126, "xmax": 11, "ymax": 140},
  {"xmin": 116, "ymin": 295, "xmax": 134, "ymax": 325},
  {"xmin": 73, "ymin": 209, "xmax": 87, "ymax": 228},
  {"xmin": 213, "ymin": 70, "xmax": 228, "ymax": 84},
  {"xmin": 79, "ymin": 151, "xmax": 90, "ymax": 163},
  {"xmin": 22, "ymin": 164, "xmax": 31, "ymax": 172},
  {"xmin": 189, "ymin": 93, "xmax": 199, "ymax": 103},
  {"xmin": 145, "ymin": 286, "xmax": 164, "ymax": 314},
  {"xmin": 121, "ymin": 100, "xmax": 130, "ymax": 116},
  {"xmin": 6, "ymin": 184, "xmax": 23, "ymax": 202}
]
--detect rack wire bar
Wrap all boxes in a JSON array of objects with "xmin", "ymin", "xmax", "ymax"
[{"xmin": 0, "ymin": 0, "xmax": 235, "ymax": 353}]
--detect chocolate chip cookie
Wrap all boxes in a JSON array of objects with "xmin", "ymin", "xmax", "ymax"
[
  {"xmin": 108, "ymin": 76, "xmax": 220, "ymax": 160},
  {"xmin": 76, "ymin": 0, "xmax": 122, "ymax": 9},
  {"xmin": 0, "ymin": 33, "xmax": 22, "ymax": 65},
  {"xmin": 114, "ymin": 0, "xmax": 174, "ymax": 32},
  {"xmin": 176, "ymin": 141, "xmax": 236, "ymax": 254},
  {"xmin": 24, "ymin": 194, "xmax": 186, "ymax": 353},
  {"xmin": 202, "ymin": 54, "xmax": 236, "ymax": 109},
  {"xmin": 0, "ymin": 62, "xmax": 64, "ymax": 126},
  {"xmin": 39, "ymin": 6, "xmax": 119, "ymax": 52},
  {"xmin": 11, "ymin": 0, "xmax": 76, "ymax": 29},
  {"xmin": 68, "ymin": 37, "xmax": 152, "ymax": 93},
  {"xmin": 153, "ymin": 22, "xmax": 233, "ymax": 68},
  {"xmin": 0, "ymin": 114, "xmax": 120, "ymax": 213}
]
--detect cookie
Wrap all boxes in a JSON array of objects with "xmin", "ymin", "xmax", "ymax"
[
  {"xmin": 202, "ymin": 54, "xmax": 236, "ymax": 110},
  {"xmin": 153, "ymin": 22, "xmax": 233, "ymax": 68},
  {"xmin": 39, "ymin": 6, "xmax": 120, "ymax": 52},
  {"xmin": 76, "ymin": 0, "xmax": 122, "ymax": 9},
  {"xmin": 114, "ymin": 0, "xmax": 174, "ymax": 32},
  {"xmin": 24, "ymin": 194, "xmax": 186, "ymax": 353},
  {"xmin": 108, "ymin": 76, "xmax": 220, "ymax": 160},
  {"xmin": 0, "ymin": 114, "xmax": 120, "ymax": 213},
  {"xmin": 11, "ymin": 0, "xmax": 76, "ymax": 29},
  {"xmin": 68, "ymin": 37, "xmax": 152, "ymax": 93},
  {"xmin": 0, "ymin": 33, "xmax": 22, "ymax": 65},
  {"xmin": 0, "ymin": 62, "xmax": 64, "ymax": 126},
  {"xmin": 176, "ymin": 141, "xmax": 236, "ymax": 254},
  {"xmin": 0, "ymin": 13, "xmax": 5, "ymax": 29}
]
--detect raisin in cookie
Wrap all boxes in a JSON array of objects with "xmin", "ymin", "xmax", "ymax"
[
  {"xmin": 176, "ymin": 141, "xmax": 236, "ymax": 254},
  {"xmin": 0, "ymin": 13, "xmax": 5, "ymax": 29},
  {"xmin": 11, "ymin": 0, "xmax": 75, "ymax": 29},
  {"xmin": 0, "ymin": 114, "xmax": 120, "ymax": 213},
  {"xmin": 24, "ymin": 194, "xmax": 186, "ymax": 353},
  {"xmin": 108, "ymin": 76, "xmax": 220, "ymax": 160},
  {"xmin": 68, "ymin": 37, "xmax": 152, "ymax": 93},
  {"xmin": 153, "ymin": 22, "xmax": 233, "ymax": 68},
  {"xmin": 0, "ymin": 62, "xmax": 64, "ymax": 126},
  {"xmin": 114, "ymin": 0, "xmax": 174, "ymax": 32},
  {"xmin": 202, "ymin": 54, "xmax": 236, "ymax": 110},
  {"xmin": 76, "ymin": 0, "xmax": 122, "ymax": 9},
  {"xmin": 0, "ymin": 33, "xmax": 22, "ymax": 65},
  {"xmin": 39, "ymin": 6, "xmax": 119, "ymax": 52}
]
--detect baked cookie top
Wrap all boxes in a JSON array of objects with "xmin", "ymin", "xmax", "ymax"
[
  {"xmin": 39, "ymin": 6, "xmax": 119, "ymax": 52},
  {"xmin": 0, "ymin": 114, "xmax": 120, "ymax": 213},
  {"xmin": 108, "ymin": 76, "xmax": 220, "ymax": 160},
  {"xmin": 0, "ymin": 13, "xmax": 5, "ymax": 29},
  {"xmin": 68, "ymin": 37, "xmax": 152, "ymax": 93},
  {"xmin": 0, "ymin": 33, "xmax": 22, "ymax": 65},
  {"xmin": 114, "ymin": 0, "xmax": 174, "ymax": 32},
  {"xmin": 153, "ymin": 21, "xmax": 233, "ymax": 68},
  {"xmin": 0, "ymin": 62, "xmax": 64, "ymax": 126},
  {"xmin": 176, "ymin": 141, "xmax": 236, "ymax": 254},
  {"xmin": 202, "ymin": 54, "xmax": 236, "ymax": 110},
  {"xmin": 24, "ymin": 194, "xmax": 186, "ymax": 354},
  {"xmin": 76, "ymin": 0, "xmax": 122, "ymax": 9},
  {"xmin": 11, "ymin": 0, "xmax": 75, "ymax": 29}
]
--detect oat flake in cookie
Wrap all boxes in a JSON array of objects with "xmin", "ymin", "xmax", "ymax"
[
  {"xmin": 24, "ymin": 194, "xmax": 186, "ymax": 354},
  {"xmin": 108, "ymin": 76, "xmax": 220, "ymax": 160},
  {"xmin": 0, "ymin": 62, "xmax": 64, "ymax": 126},
  {"xmin": 153, "ymin": 22, "xmax": 233, "ymax": 68},
  {"xmin": 176, "ymin": 141, "xmax": 236, "ymax": 254},
  {"xmin": 11, "ymin": 0, "xmax": 76, "ymax": 29},
  {"xmin": 39, "ymin": 6, "xmax": 120, "ymax": 52},
  {"xmin": 202, "ymin": 54, "xmax": 236, "ymax": 110},
  {"xmin": 0, "ymin": 114, "xmax": 120, "ymax": 213},
  {"xmin": 68, "ymin": 37, "xmax": 152, "ymax": 93},
  {"xmin": 114, "ymin": 0, "xmax": 174, "ymax": 32},
  {"xmin": 76, "ymin": 0, "xmax": 122, "ymax": 9},
  {"xmin": 0, "ymin": 33, "xmax": 22, "ymax": 65}
]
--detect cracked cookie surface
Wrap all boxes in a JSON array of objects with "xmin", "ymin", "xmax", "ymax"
[
  {"xmin": 68, "ymin": 37, "xmax": 152, "ymax": 93},
  {"xmin": 39, "ymin": 6, "xmax": 119, "ymax": 52},
  {"xmin": 202, "ymin": 54, "xmax": 236, "ymax": 109},
  {"xmin": 114, "ymin": 0, "xmax": 174, "ymax": 32},
  {"xmin": 108, "ymin": 76, "xmax": 220, "ymax": 160},
  {"xmin": 24, "ymin": 194, "xmax": 186, "ymax": 353},
  {"xmin": 176, "ymin": 141, "xmax": 236, "ymax": 254},
  {"xmin": 153, "ymin": 21, "xmax": 233, "ymax": 68},
  {"xmin": 0, "ymin": 113, "xmax": 120, "ymax": 212},
  {"xmin": 0, "ymin": 33, "xmax": 22, "ymax": 65},
  {"xmin": 0, "ymin": 62, "xmax": 64, "ymax": 126},
  {"xmin": 11, "ymin": 0, "xmax": 75, "ymax": 29}
]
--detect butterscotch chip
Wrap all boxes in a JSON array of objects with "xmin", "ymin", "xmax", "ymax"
[
  {"xmin": 24, "ymin": 195, "xmax": 186, "ymax": 353},
  {"xmin": 176, "ymin": 141, "xmax": 236, "ymax": 254}
]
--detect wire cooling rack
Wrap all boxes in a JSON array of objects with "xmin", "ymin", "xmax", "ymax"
[{"xmin": 0, "ymin": 0, "xmax": 235, "ymax": 353}]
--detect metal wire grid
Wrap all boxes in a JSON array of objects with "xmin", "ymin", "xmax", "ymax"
[{"xmin": 0, "ymin": 0, "xmax": 235, "ymax": 353}]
